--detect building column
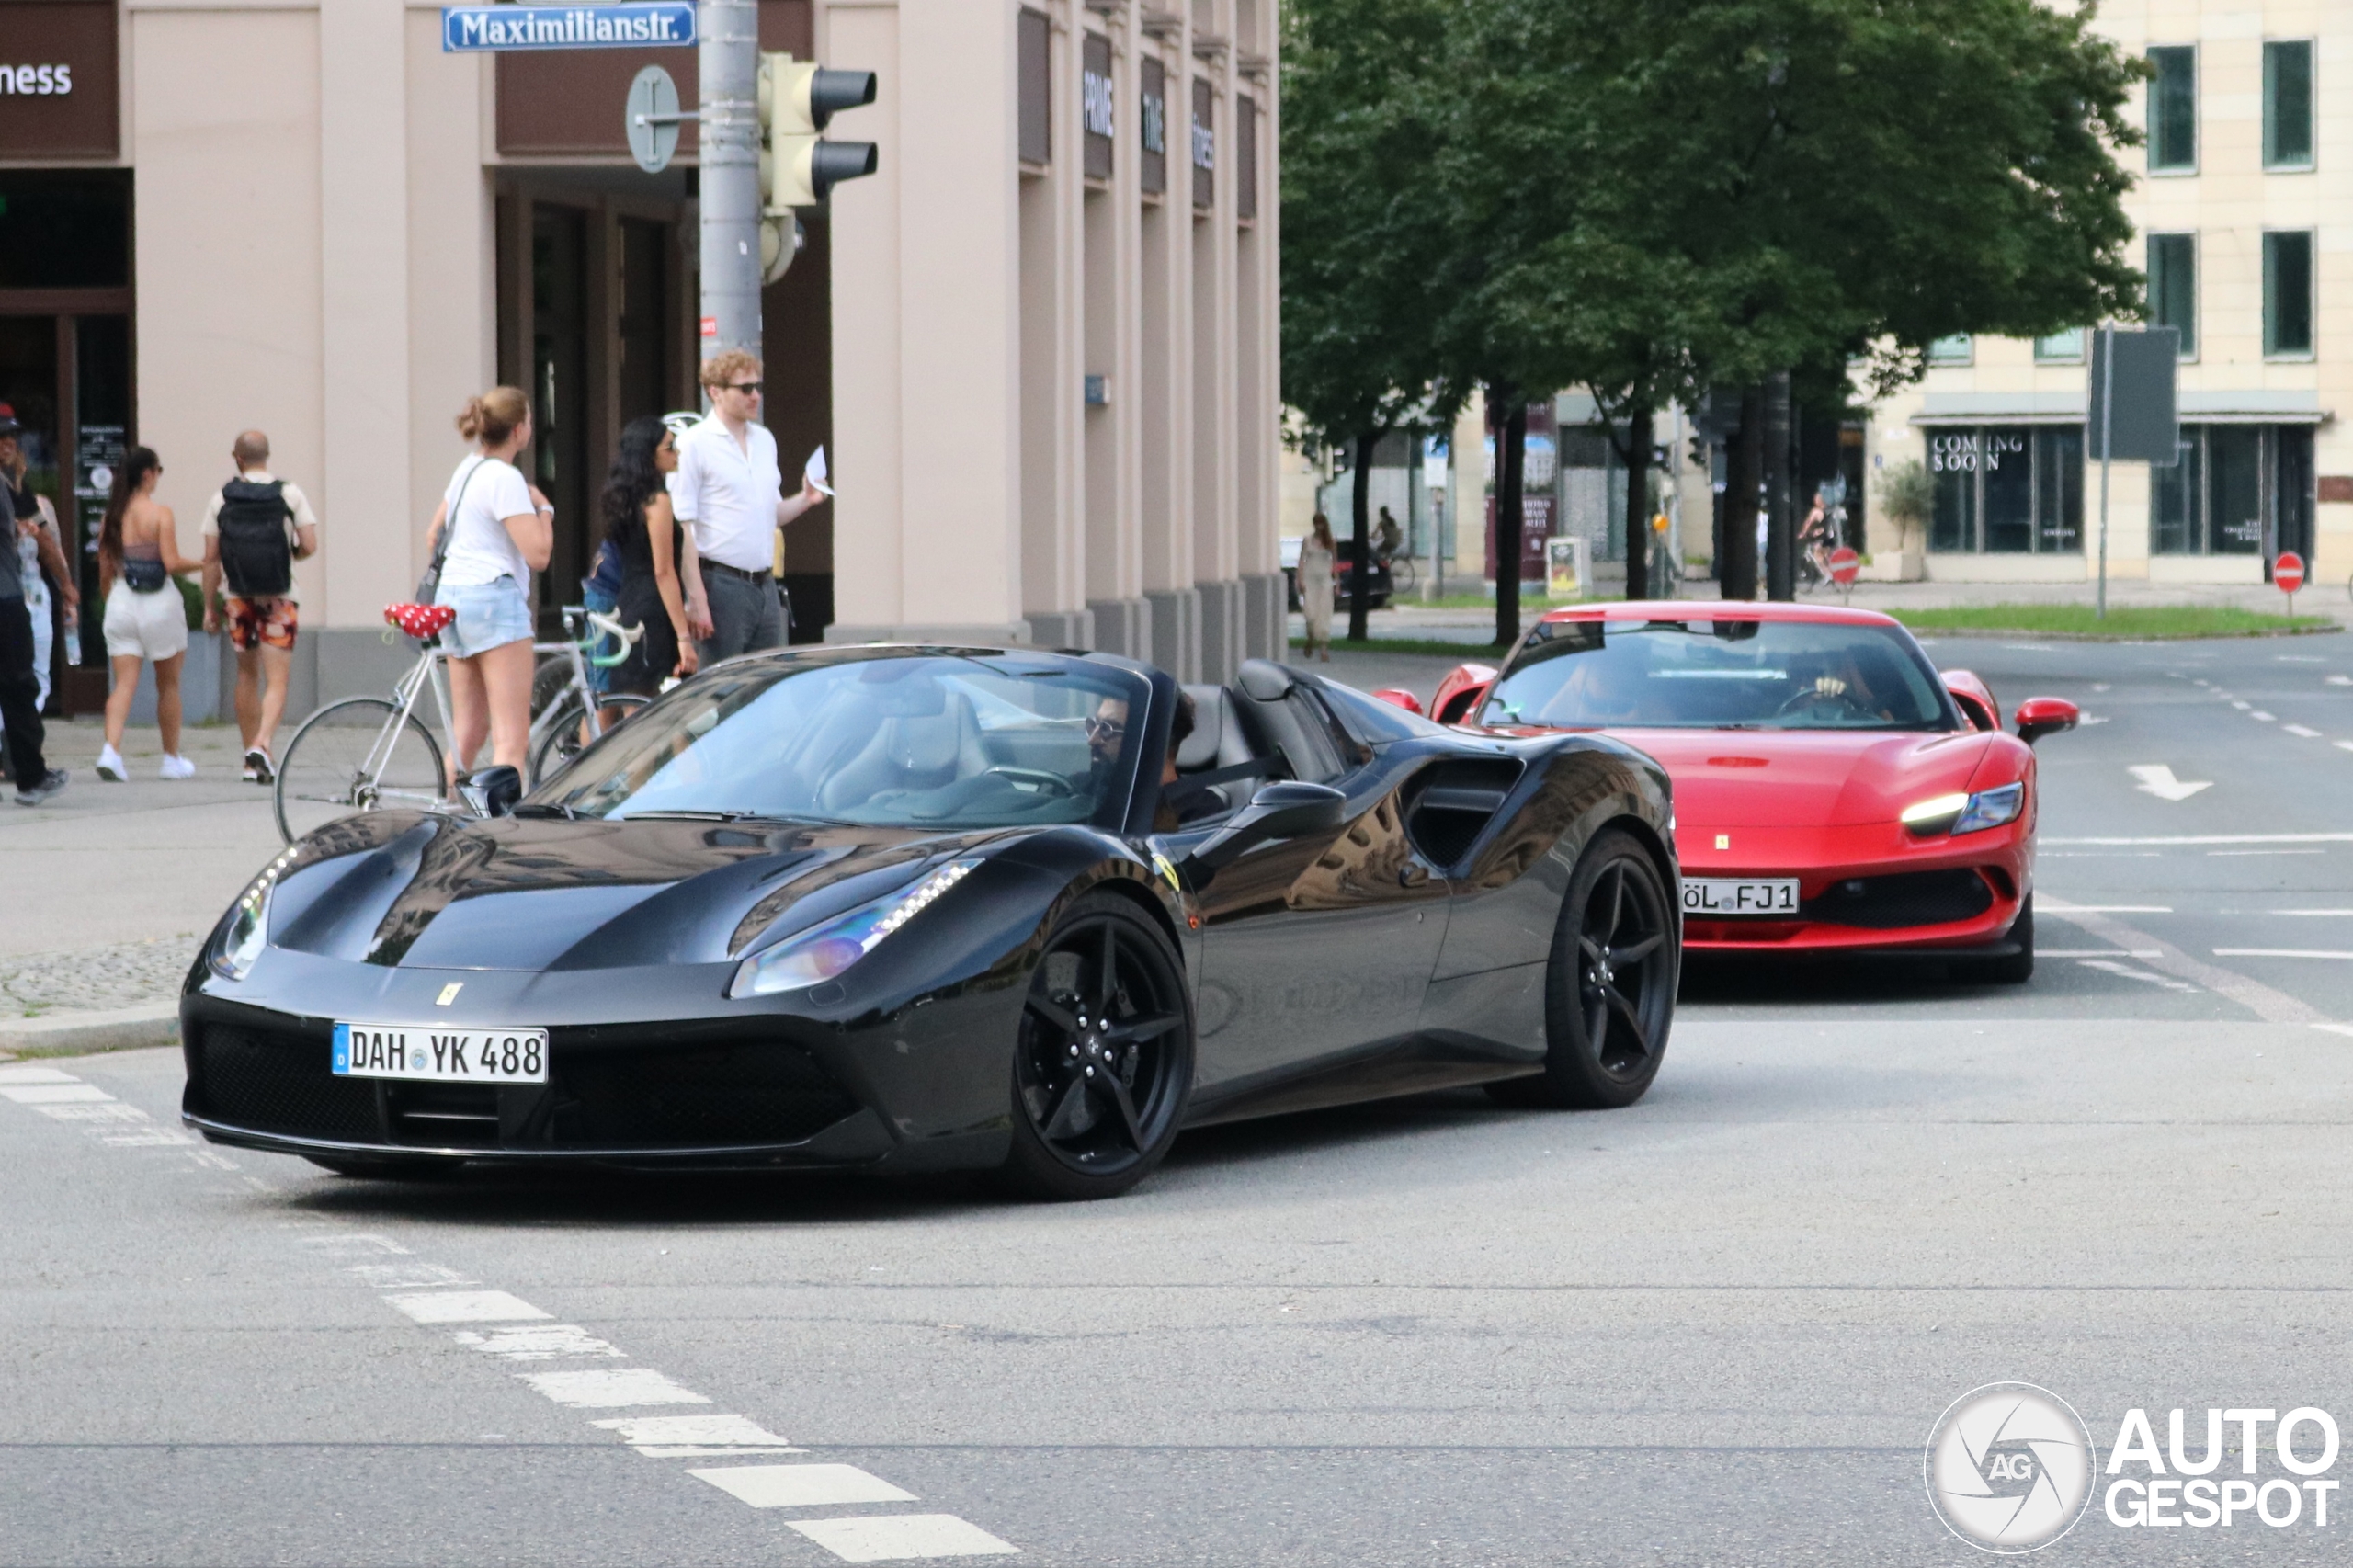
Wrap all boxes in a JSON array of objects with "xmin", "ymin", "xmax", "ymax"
[
  {"xmin": 1188, "ymin": 15, "xmax": 1241, "ymax": 681},
  {"xmin": 1083, "ymin": 3, "xmax": 1150, "ymax": 659},
  {"xmin": 1138, "ymin": 16, "xmax": 1198, "ymax": 679}
]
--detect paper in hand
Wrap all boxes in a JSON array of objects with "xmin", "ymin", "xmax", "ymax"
[{"xmin": 804, "ymin": 446, "xmax": 835, "ymax": 496}]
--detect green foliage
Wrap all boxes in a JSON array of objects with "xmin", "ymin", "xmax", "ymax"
[
  {"xmin": 1892, "ymin": 604, "xmax": 2334, "ymax": 640},
  {"xmin": 1875, "ymin": 458, "xmax": 1934, "ymax": 528}
]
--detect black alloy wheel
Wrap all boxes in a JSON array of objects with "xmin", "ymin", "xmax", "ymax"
[
  {"xmin": 1493, "ymin": 829, "xmax": 1677, "ymax": 1109},
  {"xmin": 1000, "ymin": 892, "xmax": 1194, "ymax": 1200}
]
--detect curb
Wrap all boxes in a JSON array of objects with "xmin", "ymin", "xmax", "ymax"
[{"xmin": 0, "ymin": 1004, "xmax": 180, "ymax": 1059}]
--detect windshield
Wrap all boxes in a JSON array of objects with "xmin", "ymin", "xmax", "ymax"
[
  {"xmin": 1481, "ymin": 619, "xmax": 1959, "ymax": 732},
  {"xmin": 535, "ymin": 653, "xmax": 1150, "ymax": 828}
]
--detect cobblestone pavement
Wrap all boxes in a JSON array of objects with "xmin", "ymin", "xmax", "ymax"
[{"xmin": 0, "ymin": 935, "xmax": 199, "ymax": 1017}]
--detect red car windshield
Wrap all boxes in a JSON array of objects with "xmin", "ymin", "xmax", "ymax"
[{"xmin": 1480, "ymin": 619, "xmax": 1961, "ymax": 732}]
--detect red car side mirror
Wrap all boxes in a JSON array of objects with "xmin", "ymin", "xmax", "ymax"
[
  {"xmin": 1433, "ymin": 663, "xmax": 1499, "ymax": 725},
  {"xmin": 2014, "ymin": 697, "xmax": 2079, "ymax": 745},
  {"xmin": 1940, "ymin": 669, "xmax": 2001, "ymax": 733},
  {"xmin": 1371, "ymin": 687, "xmax": 1425, "ymax": 716}
]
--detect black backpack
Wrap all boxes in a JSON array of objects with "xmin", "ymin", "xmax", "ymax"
[{"xmin": 216, "ymin": 479, "xmax": 293, "ymax": 597}]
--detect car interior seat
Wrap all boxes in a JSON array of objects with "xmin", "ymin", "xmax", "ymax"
[{"xmin": 817, "ymin": 689, "xmax": 988, "ymax": 811}]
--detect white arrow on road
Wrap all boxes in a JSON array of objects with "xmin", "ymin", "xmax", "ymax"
[{"xmin": 2129, "ymin": 764, "xmax": 2212, "ymax": 801}]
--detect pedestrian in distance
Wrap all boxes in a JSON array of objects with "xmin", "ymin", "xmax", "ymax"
[
  {"xmin": 1297, "ymin": 513, "xmax": 1337, "ymax": 663},
  {"xmin": 97, "ymin": 447, "xmax": 200, "ymax": 782},
  {"xmin": 1, "ymin": 406, "xmax": 75, "ymax": 717},
  {"xmin": 1373, "ymin": 505, "xmax": 1404, "ymax": 564},
  {"xmin": 426, "ymin": 387, "xmax": 552, "ymax": 778},
  {"xmin": 200, "ymin": 430, "xmax": 319, "ymax": 784},
  {"xmin": 602, "ymin": 415, "xmax": 701, "ymax": 697},
  {"xmin": 0, "ymin": 406, "xmax": 73, "ymax": 804},
  {"xmin": 669, "ymin": 349, "xmax": 827, "ymax": 665}
]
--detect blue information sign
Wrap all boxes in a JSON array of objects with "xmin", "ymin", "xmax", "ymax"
[{"xmin": 441, "ymin": 3, "xmax": 696, "ymax": 53}]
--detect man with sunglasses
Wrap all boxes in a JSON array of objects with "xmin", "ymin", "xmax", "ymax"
[{"xmin": 669, "ymin": 350, "xmax": 828, "ymax": 665}]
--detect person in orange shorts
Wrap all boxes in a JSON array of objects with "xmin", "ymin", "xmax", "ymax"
[{"xmin": 200, "ymin": 430, "xmax": 319, "ymax": 783}]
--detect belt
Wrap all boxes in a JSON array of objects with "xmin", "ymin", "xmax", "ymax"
[{"xmin": 700, "ymin": 561, "xmax": 772, "ymax": 583}]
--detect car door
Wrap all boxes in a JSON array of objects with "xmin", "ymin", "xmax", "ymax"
[{"xmin": 1164, "ymin": 662, "xmax": 1451, "ymax": 1099}]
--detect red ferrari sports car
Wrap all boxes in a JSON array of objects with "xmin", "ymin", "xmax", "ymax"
[{"xmin": 1418, "ymin": 603, "xmax": 2077, "ymax": 981}]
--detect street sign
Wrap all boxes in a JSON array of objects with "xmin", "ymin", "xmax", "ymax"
[
  {"xmin": 626, "ymin": 64, "xmax": 680, "ymax": 174},
  {"xmin": 1828, "ymin": 547, "xmax": 1859, "ymax": 585},
  {"xmin": 442, "ymin": 4, "xmax": 695, "ymax": 53},
  {"xmin": 2275, "ymin": 551, "xmax": 2305, "ymax": 594},
  {"xmin": 2086, "ymin": 328, "xmax": 2181, "ymax": 465}
]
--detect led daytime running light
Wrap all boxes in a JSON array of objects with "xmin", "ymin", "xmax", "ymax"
[
  {"xmin": 1900, "ymin": 792, "xmax": 1969, "ymax": 829},
  {"xmin": 212, "ymin": 845, "xmax": 301, "ymax": 982},
  {"xmin": 730, "ymin": 858, "xmax": 983, "ymax": 997}
]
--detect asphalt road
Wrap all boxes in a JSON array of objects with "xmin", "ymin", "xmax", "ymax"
[{"xmin": 7, "ymin": 633, "xmax": 2353, "ymax": 1566}]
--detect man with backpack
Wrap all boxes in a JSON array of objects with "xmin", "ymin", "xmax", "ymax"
[{"xmin": 199, "ymin": 430, "xmax": 318, "ymax": 782}]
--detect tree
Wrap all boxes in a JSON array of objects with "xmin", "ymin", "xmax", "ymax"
[{"xmin": 1280, "ymin": 0, "xmax": 1455, "ymax": 644}]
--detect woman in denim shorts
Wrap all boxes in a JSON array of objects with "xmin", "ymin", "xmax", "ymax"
[{"xmin": 427, "ymin": 387, "xmax": 551, "ymax": 774}]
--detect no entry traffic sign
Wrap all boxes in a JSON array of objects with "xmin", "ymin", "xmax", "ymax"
[
  {"xmin": 1828, "ymin": 547, "xmax": 1859, "ymax": 586},
  {"xmin": 2274, "ymin": 551, "xmax": 2305, "ymax": 595}
]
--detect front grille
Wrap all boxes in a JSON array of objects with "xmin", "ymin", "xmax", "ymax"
[
  {"xmin": 1802, "ymin": 869, "xmax": 1994, "ymax": 930},
  {"xmin": 552, "ymin": 1040, "xmax": 858, "ymax": 1148},
  {"xmin": 387, "ymin": 1082, "xmax": 500, "ymax": 1148},
  {"xmin": 197, "ymin": 1022, "xmax": 379, "ymax": 1140}
]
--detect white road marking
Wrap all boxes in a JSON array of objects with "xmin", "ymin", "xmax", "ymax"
[
  {"xmin": 2127, "ymin": 764, "xmax": 2211, "ymax": 801},
  {"xmin": 451, "ymin": 1324, "xmax": 623, "ymax": 1361},
  {"xmin": 0, "ymin": 1083, "xmax": 114, "ymax": 1104},
  {"xmin": 2285, "ymin": 724, "xmax": 2325, "ymax": 738},
  {"xmin": 2217, "ymin": 949, "xmax": 2353, "ymax": 960},
  {"xmin": 2041, "ymin": 949, "xmax": 2163, "ymax": 958},
  {"xmin": 787, "ymin": 1515, "xmax": 1021, "ymax": 1562},
  {"xmin": 0, "ymin": 1066, "xmax": 81, "ymax": 1084},
  {"xmin": 690, "ymin": 1464, "xmax": 917, "ymax": 1508},
  {"xmin": 348, "ymin": 1263, "xmax": 477, "ymax": 1290},
  {"xmin": 2040, "ymin": 902, "xmax": 2172, "ymax": 913},
  {"xmin": 2263, "ymin": 909, "xmax": 2353, "ymax": 916},
  {"xmin": 2211, "ymin": 848, "xmax": 2325, "ymax": 857},
  {"xmin": 2075, "ymin": 960, "xmax": 2200, "ymax": 993},
  {"xmin": 32, "ymin": 1101, "xmax": 148, "ymax": 1121},
  {"xmin": 2330, "ymin": 675, "xmax": 2353, "ymax": 687},
  {"xmin": 519, "ymin": 1368, "xmax": 712, "ymax": 1408},
  {"xmin": 2234, "ymin": 699, "xmax": 2252, "ymax": 710},
  {"xmin": 294, "ymin": 1233, "xmax": 411, "ymax": 1256},
  {"xmin": 2312, "ymin": 1024, "xmax": 2353, "ymax": 1039},
  {"xmin": 2251, "ymin": 711, "xmax": 2278, "ymax": 722},
  {"xmin": 593, "ymin": 1413, "xmax": 803, "ymax": 1457},
  {"xmin": 384, "ymin": 1290, "xmax": 551, "ymax": 1324},
  {"xmin": 2046, "ymin": 833, "xmax": 2353, "ymax": 846}
]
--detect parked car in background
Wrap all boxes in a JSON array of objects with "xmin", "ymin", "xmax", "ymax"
[{"xmin": 1281, "ymin": 535, "xmax": 1392, "ymax": 611}]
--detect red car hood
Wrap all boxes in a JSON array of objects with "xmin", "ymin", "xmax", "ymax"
[{"xmin": 1591, "ymin": 728, "xmax": 1995, "ymax": 827}]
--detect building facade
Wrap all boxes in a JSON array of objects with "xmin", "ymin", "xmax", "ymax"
[
  {"xmin": 1863, "ymin": 0, "xmax": 2349, "ymax": 585},
  {"xmin": 0, "ymin": 0, "xmax": 1280, "ymax": 722}
]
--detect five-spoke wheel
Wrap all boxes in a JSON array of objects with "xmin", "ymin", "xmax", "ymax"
[
  {"xmin": 1494, "ymin": 829, "xmax": 1677, "ymax": 1109},
  {"xmin": 1001, "ymin": 892, "xmax": 1193, "ymax": 1199}
]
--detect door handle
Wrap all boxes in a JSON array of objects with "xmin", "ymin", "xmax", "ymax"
[{"xmin": 1397, "ymin": 864, "xmax": 1429, "ymax": 889}]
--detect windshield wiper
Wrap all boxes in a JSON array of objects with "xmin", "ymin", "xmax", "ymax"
[
  {"xmin": 510, "ymin": 801, "xmax": 580, "ymax": 819},
  {"xmin": 620, "ymin": 808, "xmax": 855, "ymax": 827}
]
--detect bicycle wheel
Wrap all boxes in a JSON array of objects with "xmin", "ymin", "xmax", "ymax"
[
  {"xmin": 529, "ymin": 693, "xmax": 649, "ymax": 789},
  {"xmin": 275, "ymin": 697, "xmax": 450, "ymax": 845},
  {"xmin": 530, "ymin": 653, "xmax": 575, "ymax": 720},
  {"xmin": 1391, "ymin": 556, "xmax": 1418, "ymax": 596}
]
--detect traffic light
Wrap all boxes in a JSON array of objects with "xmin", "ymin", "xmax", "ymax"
[{"xmin": 757, "ymin": 53, "xmax": 878, "ymax": 210}]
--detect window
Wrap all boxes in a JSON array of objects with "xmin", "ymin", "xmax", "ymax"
[
  {"xmin": 2264, "ymin": 231, "xmax": 2314, "ymax": 358},
  {"xmin": 2152, "ymin": 426, "xmax": 2313, "ymax": 557},
  {"xmin": 2147, "ymin": 233, "xmax": 2196, "ymax": 359},
  {"xmin": 2033, "ymin": 328, "xmax": 2085, "ymax": 363},
  {"xmin": 2147, "ymin": 46, "xmax": 2197, "ymax": 171},
  {"xmin": 1926, "ymin": 335, "xmax": 1972, "ymax": 366},
  {"xmin": 1017, "ymin": 7, "xmax": 1051, "ymax": 166},
  {"xmin": 2264, "ymin": 40, "xmax": 2314, "ymax": 169},
  {"xmin": 1928, "ymin": 427, "xmax": 2081, "ymax": 554}
]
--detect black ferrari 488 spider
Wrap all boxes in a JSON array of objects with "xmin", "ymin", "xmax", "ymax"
[{"xmin": 182, "ymin": 645, "xmax": 1680, "ymax": 1199}]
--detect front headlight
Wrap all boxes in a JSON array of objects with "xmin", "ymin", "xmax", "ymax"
[
  {"xmin": 1901, "ymin": 783, "xmax": 2024, "ymax": 837},
  {"xmin": 728, "ymin": 858, "xmax": 982, "ymax": 998},
  {"xmin": 212, "ymin": 846, "xmax": 299, "ymax": 982}
]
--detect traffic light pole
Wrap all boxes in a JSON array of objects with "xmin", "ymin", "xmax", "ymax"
[{"xmin": 699, "ymin": 0, "xmax": 762, "ymax": 368}]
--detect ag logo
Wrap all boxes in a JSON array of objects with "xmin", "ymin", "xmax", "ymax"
[{"xmin": 1925, "ymin": 1382, "xmax": 2096, "ymax": 1553}]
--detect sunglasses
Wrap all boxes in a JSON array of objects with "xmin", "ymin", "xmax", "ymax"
[
  {"xmin": 726, "ymin": 381, "xmax": 764, "ymax": 395},
  {"xmin": 1084, "ymin": 716, "xmax": 1127, "ymax": 741}
]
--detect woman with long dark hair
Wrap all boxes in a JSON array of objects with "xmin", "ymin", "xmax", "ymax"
[
  {"xmin": 97, "ymin": 446, "xmax": 201, "ymax": 780},
  {"xmin": 601, "ymin": 415, "xmax": 699, "ymax": 694}
]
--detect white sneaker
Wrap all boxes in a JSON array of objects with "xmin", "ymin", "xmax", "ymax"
[
  {"xmin": 96, "ymin": 745, "xmax": 127, "ymax": 782},
  {"xmin": 159, "ymin": 754, "xmax": 196, "ymax": 781}
]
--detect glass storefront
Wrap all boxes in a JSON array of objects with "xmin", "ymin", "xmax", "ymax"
[
  {"xmin": 1928, "ymin": 426, "xmax": 2081, "ymax": 553},
  {"xmin": 2152, "ymin": 424, "xmax": 2313, "ymax": 560}
]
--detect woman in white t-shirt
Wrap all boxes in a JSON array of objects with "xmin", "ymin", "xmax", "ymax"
[{"xmin": 426, "ymin": 387, "xmax": 551, "ymax": 774}]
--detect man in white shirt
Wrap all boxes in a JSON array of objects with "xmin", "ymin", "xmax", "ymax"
[
  {"xmin": 668, "ymin": 349, "xmax": 826, "ymax": 662},
  {"xmin": 199, "ymin": 430, "xmax": 320, "ymax": 782}
]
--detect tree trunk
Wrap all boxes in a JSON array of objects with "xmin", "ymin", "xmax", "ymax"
[
  {"xmin": 1622, "ymin": 406, "xmax": 1654, "ymax": 600},
  {"xmin": 1493, "ymin": 392, "xmax": 1527, "ymax": 649},
  {"xmin": 1349, "ymin": 429, "xmax": 1376, "ymax": 643},
  {"xmin": 1764, "ymin": 369, "xmax": 1794, "ymax": 601},
  {"xmin": 1721, "ymin": 385, "xmax": 1763, "ymax": 599}
]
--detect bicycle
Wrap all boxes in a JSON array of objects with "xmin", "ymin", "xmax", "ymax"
[
  {"xmin": 1385, "ymin": 551, "xmax": 1419, "ymax": 597},
  {"xmin": 272, "ymin": 604, "xmax": 645, "ymax": 845}
]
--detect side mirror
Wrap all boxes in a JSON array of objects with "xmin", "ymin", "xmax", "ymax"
[
  {"xmin": 1181, "ymin": 781, "xmax": 1347, "ymax": 879},
  {"xmin": 1371, "ymin": 687, "xmax": 1425, "ymax": 716},
  {"xmin": 2014, "ymin": 696, "xmax": 2079, "ymax": 745},
  {"xmin": 1940, "ymin": 669, "xmax": 2000, "ymax": 733},
  {"xmin": 460, "ymin": 766, "xmax": 523, "ymax": 818},
  {"xmin": 1433, "ymin": 662, "xmax": 1499, "ymax": 725}
]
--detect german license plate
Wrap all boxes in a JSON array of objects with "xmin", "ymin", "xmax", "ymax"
[
  {"xmin": 1683, "ymin": 878, "xmax": 1800, "ymax": 916},
  {"xmin": 333, "ymin": 1023, "xmax": 549, "ymax": 1084}
]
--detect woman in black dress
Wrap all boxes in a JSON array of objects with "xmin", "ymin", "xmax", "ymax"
[{"xmin": 599, "ymin": 416, "xmax": 699, "ymax": 695}]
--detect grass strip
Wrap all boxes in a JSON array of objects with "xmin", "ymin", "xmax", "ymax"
[
  {"xmin": 1292, "ymin": 636, "xmax": 1510, "ymax": 659},
  {"xmin": 1888, "ymin": 603, "xmax": 2337, "ymax": 640}
]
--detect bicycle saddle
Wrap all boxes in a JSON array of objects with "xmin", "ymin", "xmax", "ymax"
[{"xmin": 385, "ymin": 602, "xmax": 457, "ymax": 639}]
